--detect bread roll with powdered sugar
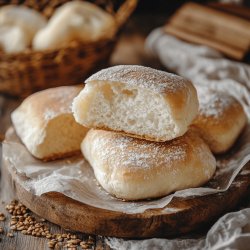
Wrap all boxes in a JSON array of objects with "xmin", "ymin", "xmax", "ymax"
[
  {"xmin": 192, "ymin": 86, "xmax": 247, "ymax": 154},
  {"xmin": 73, "ymin": 65, "xmax": 199, "ymax": 142},
  {"xmin": 81, "ymin": 129, "xmax": 216, "ymax": 200},
  {"xmin": 11, "ymin": 86, "xmax": 88, "ymax": 161}
]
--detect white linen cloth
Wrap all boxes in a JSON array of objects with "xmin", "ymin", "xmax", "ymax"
[
  {"xmin": 106, "ymin": 28, "xmax": 250, "ymax": 250},
  {"xmin": 106, "ymin": 207, "xmax": 250, "ymax": 250}
]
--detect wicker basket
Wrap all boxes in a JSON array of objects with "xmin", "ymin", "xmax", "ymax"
[{"xmin": 0, "ymin": 0, "xmax": 137, "ymax": 97}]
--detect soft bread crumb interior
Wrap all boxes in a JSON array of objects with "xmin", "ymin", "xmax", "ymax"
[
  {"xmin": 34, "ymin": 114, "xmax": 87, "ymax": 158},
  {"xmin": 73, "ymin": 81, "xmax": 182, "ymax": 140}
]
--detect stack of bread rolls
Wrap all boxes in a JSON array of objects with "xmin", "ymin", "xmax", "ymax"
[
  {"xmin": 11, "ymin": 65, "xmax": 247, "ymax": 201},
  {"xmin": 72, "ymin": 65, "xmax": 228, "ymax": 200}
]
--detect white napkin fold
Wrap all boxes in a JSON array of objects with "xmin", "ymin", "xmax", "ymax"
[{"xmin": 106, "ymin": 207, "xmax": 250, "ymax": 250}]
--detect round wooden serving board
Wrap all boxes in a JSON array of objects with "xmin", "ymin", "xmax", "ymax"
[{"xmin": 3, "ymin": 157, "xmax": 250, "ymax": 238}]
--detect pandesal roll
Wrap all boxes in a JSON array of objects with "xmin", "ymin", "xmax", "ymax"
[
  {"xmin": 81, "ymin": 129, "xmax": 216, "ymax": 200},
  {"xmin": 73, "ymin": 65, "xmax": 199, "ymax": 142},
  {"xmin": 191, "ymin": 86, "xmax": 247, "ymax": 154},
  {"xmin": 11, "ymin": 86, "xmax": 89, "ymax": 161}
]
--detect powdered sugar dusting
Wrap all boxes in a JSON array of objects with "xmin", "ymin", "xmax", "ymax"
[
  {"xmin": 36, "ymin": 86, "xmax": 82, "ymax": 121},
  {"xmin": 90, "ymin": 130, "xmax": 193, "ymax": 170},
  {"xmin": 44, "ymin": 109, "xmax": 57, "ymax": 120},
  {"xmin": 196, "ymin": 86, "xmax": 236, "ymax": 118},
  {"xmin": 86, "ymin": 65, "xmax": 190, "ymax": 93}
]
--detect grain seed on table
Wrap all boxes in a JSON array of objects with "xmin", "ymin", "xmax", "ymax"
[{"xmin": 5, "ymin": 200, "xmax": 95, "ymax": 249}]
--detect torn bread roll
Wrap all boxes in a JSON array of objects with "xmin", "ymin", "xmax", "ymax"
[
  {"xmin": 82, "ymin": 129, "xmax": 216, "ymax": 200},
  {"xmin": 191, "ymin": 86, "xmax": 247, "ymax": 154},
  {"xmin": 73, "ymin": 65, "xmax": 199, "ymax": 142},
  {"xmin": 11, "ymin": 86, "xmax": 89, "ymax": 161}
]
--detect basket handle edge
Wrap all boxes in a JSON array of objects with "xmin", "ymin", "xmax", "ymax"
[{"xmin": 114, "ymin": 0, "xmax": 138, "ymax": 29}]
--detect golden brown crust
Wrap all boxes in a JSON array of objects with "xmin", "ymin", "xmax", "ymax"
[
  {"xmin": 86, "ymin": 65, "xmax": 191, "ymax": 94},
  {"xmin": 192, "ymin": 88, "xmax": 247, "ymax": 154},
  {"xmin": 17, "ymin": 85, "xmax": 83, "ymax": 128},
  {"xmin": 82, "ymin": 129, "xmax": 216, "ymax": 200},
  {"xmin": 11, "ymin": 85, "xmax": 88, "ymax": 161},
  {"xmin": 73, "ymin": 65, "xmax": 198, "ymax": 142},
  {"xmin": 86, "ymin": 65, "xmax": 198, "ymax": 119}
]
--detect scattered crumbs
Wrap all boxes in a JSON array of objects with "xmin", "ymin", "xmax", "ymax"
[
  {"xmin": 7, "ymin": 232, "xmax": 14, "ymax": 237},
  {"xmin": 0, "ymin": 213, "xmax": 6, "ymax": 221}
]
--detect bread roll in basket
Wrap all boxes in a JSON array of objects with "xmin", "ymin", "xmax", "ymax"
[{"xmin": 0, "ymin": 0, "xmax": 137, "ymax": 97}]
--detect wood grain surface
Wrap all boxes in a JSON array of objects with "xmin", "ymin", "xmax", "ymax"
[{"xmin": 165, "ymin": 2, "xmax": 250, "ymax": 60}]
